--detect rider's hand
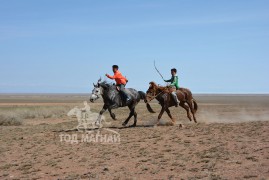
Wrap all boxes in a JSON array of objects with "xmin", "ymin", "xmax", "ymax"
[{"xmin": 105, "ymin": 74, "xmax": 108, "ymax": 77}]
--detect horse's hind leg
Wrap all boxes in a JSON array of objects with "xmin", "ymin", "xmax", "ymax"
[
  {"xmin": 122, "ymin": 108, "xmax": 134, "ymax": 127},
  {"xmin": 180, "ymin": 102, "xmax": 192, "ymax": 122},
  {"xmin": 187, "ymin": 100, "xmax": 197, "ymax": 123},
  {"xmin": 165, "ymin": 108, "xmax": 175, "ymax": 126},
  {"xmin": 132, "ymin": 109, "xmax": 137, "ymax": 127}
]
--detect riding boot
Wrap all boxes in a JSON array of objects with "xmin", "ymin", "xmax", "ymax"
[
  {"xmin": 172, "ymin": 92, "xmax": 180, "ymax": 107},
  {"xmin": 121, "ymin": 89, "xmax": 131, "ymax": 103},
  {"xmin": 123, "ymin": 92, "xmax": 131, "ymax": 103},
  {"xmin": 118, "ymin": 84, "xmax": 131, "ymax": 103}
]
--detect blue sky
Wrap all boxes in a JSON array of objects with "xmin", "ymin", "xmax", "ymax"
[{"xmin": 0, "ymin": 0, "xmax": 268, "ymax": 93}]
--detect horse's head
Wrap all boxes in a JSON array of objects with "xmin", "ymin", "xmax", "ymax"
[
  {"xmin": 89, "ymin": 78, "xmax": 111, "ymax": 103},
  {"xmin": 89, "ymin": 78, "xmax": 102, "ymax": 103},
  {"xmin": 145, "ymin": 82, "xmax": 159, "ymax": 102},
  {"xmin": 146, "ymin": 82, "xmax": 169, "ymax": 102}
]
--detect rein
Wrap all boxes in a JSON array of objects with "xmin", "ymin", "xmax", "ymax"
[{"xmin": 146, "ymin": 88, "xmax": 167, "ymax": 102}]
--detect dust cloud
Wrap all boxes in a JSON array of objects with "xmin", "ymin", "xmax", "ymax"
[{"xmin": 197, "ymin": 109, "xmax": 269, "ymax": 124}]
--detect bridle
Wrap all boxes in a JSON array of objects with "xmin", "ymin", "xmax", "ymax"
[
  {"xmin": 146, "ymin": 88, "xmax": 166, "ymax": 102},
  {"xmin": 92, "ymin": 85, "xmax": 103, "ymax": 100}
]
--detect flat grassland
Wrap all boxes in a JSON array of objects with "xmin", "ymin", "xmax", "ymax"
[{"xmin": 0, "ymin": 94, "xmax": 268, "ymax": 179}]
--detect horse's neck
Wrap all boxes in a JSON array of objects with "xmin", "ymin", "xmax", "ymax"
[
  {"xmin": 155, "ymin": 88, "xmax": 168, "ymax": 101},
  {"xmin": 100, "ymin": 87, "xmax": 110, "ymax": 99},
  {"xmin": 155, "ymin": 87, "xmax": 167, "ymax": 95},
  {"xmin": 102, "ymin": 88, "xmax": 119, "ymax": 101}
]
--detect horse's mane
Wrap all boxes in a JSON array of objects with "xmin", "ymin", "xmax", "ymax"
[
  {"xmin": 149, "ymin": 81, "xmax": 169, "ymax": 91},
  {"xmin": 99, "ymin": 80, "xmax": 115, "ymax": 89},
  {"xmin": 100, "ymin": 80, "xmax": 112, "ymax": 86}
]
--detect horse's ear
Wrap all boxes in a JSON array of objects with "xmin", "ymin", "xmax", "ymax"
[
  {"xmin": 93, "ymin": 83, "xmax": 96, "ymax": 87},
  {"xmin": 98, "ymin": 77, "xmax": 102, "ymax": 83},
  {"xmin": 98, "ymin": 82, "xmax": 105, "ymax": 89}
]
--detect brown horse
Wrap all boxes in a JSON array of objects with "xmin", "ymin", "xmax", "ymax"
[{"xmin": 145, "ymin": 82, "xmax": 198, "ymax": 125}]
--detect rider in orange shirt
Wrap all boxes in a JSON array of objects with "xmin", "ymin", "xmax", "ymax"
[{"xmin": 106, "ymin": 65, "xmax": 131, "ymax": 102}]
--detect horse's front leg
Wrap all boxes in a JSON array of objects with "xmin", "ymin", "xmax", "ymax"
[
  {"xmin": 165, "ymin": 108, "xmax": 176, "ymax": 126},
  {"xmin": 108, "ymin": 108, "xmax": 117, "ymax": 120},
  {"xmin": 96, "ymin": 105, "xmax": 108, "ymax": 127},
  {"xmin": 157, "ymin": 106, "xmax": 165, "ymax": 126}
]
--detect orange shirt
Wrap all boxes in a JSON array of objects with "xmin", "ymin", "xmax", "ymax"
[{"xmin": 106, "ymin": 70, "xmax": 127, "ymax": 85}]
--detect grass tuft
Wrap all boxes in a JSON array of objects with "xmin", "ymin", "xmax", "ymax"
[{"xmin": 0, "ymin": 106, "xmax": 71, "ymax": 126}]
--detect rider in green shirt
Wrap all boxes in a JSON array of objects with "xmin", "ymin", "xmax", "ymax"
[{"xmin": 164, "ymin": 68, "xmax": 180, "ymax": 107}]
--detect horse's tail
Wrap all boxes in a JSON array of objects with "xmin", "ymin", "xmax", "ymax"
[
  {"xmin": 192, "ymin": 98, "xmax": 198, "ymax": 113},
  {"xmin": 138, "ymin": 91, "xmax": 155, "ymax": 113},
  {"xmin": 138, "ymin": 91, "xmax": 146, "ymax": 100}
]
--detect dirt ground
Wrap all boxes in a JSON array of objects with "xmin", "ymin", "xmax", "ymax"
[{"xmin": 0, "ymin": 94, "xmax": 269, "ymax": 179}]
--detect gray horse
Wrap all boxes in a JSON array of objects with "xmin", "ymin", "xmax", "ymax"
[{"xmin": 89, "ymin": 78, "xmax": 155, "ymax": 127}]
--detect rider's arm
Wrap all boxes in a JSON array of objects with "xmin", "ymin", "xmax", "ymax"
[
  {"xmin": 106, "ymin": 74, "xmax": 115, "ymax": 79},
  {"xmin": 164, "ymin": 76, "xmax": 173, "ymax": 83}
]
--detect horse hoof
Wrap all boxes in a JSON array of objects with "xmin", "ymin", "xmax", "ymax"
[
  {"xmin": 130, "ymin": 124, "xmax": 136, "ymax": 127},
  {"xmin": 111, "ymin": 114, "xmax": 117, "ymax": 120},
  {"xmin": 122, "ymin": 123, "xmax": 127, "ymax": 127}
]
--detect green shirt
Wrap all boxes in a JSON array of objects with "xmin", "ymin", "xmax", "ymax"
[{"xmin": 165, "ymin": 75, "xmax": 179, "ymax": 89}]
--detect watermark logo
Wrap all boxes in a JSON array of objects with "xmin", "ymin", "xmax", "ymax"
[
  {"xmin": 67, "ymin": 101, "xmax": 108, "ymax": 131},
  {"xmin": 59, "ymin": 129, "xmax": 120, "ymax": 144},
  {"xmin": 60, "ymin": 101, "xmax": 120, "ymax": 144}
]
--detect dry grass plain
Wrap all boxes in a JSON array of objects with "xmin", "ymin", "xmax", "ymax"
[{"xmin": 0, "ymin": 94, "xmax": 269, "ymax": 179}]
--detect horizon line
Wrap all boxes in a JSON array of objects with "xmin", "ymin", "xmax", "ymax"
[{"xmin": 0, "ymin": 92, "xmax": 269, "ymax": 95}]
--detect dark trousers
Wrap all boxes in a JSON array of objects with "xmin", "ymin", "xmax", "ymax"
[{"xmin": 117, "ymin": 84, "xmax": 130, "ymax": 99}]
